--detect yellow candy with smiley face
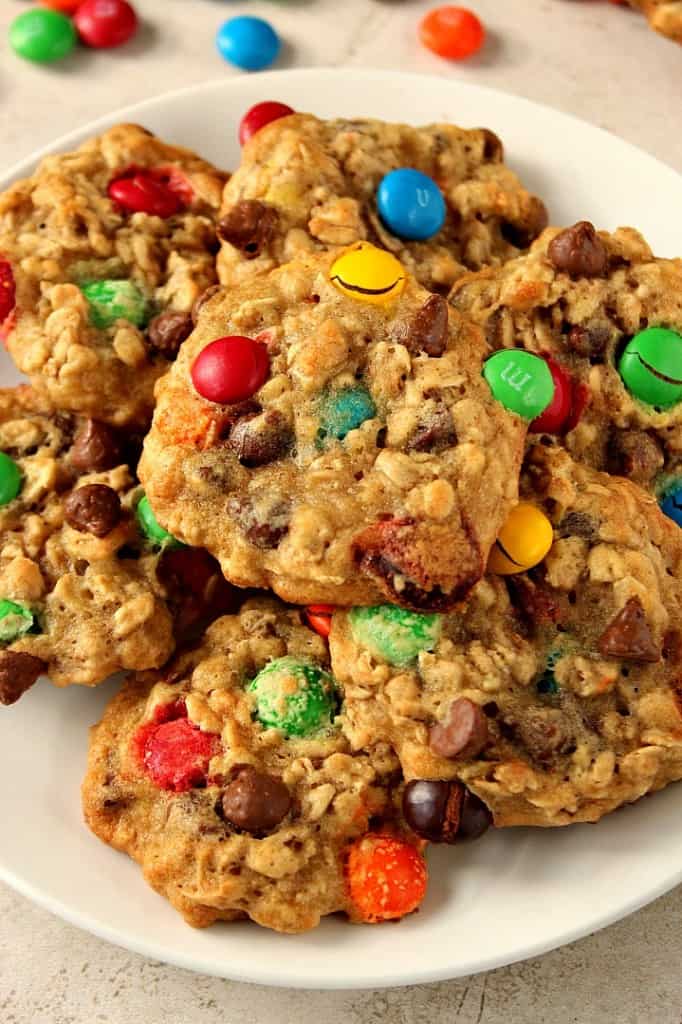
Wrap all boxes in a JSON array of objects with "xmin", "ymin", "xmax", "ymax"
[
  {"xmin": 488, "ymin": 502, "xmax": 554, "ymax": 575},
  {"xmin": 330, "ymin": 242, "xmax": 406, "ymax": 306}
]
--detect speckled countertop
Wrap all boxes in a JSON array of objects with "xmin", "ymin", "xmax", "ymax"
[{"xmin": 1, "ymin": 1, "xmax": 682, "ymax": 1021}]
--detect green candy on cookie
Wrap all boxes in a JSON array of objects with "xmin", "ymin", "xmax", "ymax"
[
  {"xmin": 248, "ymin": 656, "xmax": 337, "ymax": 737},
  {"xmin": 0, "ymin": 599, "xmax": 35, "ymax": 644},
  {"xmin": 618, "ymin": 326, "xmax": 682, "ymax": 409},
  {"xmin": 349, "ymin": 605, "xmax": 442, "ymax": 666},
  {"xmin": 81, "ymin": 279, "xmax": 149, "ymax": 330},
  {"xmin": 0, "ymin": 452, "xmax": 22, "ymax": 506},
  {"xmin": 136, "ymin": 494, "xmax": 183, "ymax": 549}
]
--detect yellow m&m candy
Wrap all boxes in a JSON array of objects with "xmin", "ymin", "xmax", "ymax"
[
  {"xmin": 488, "ymin": 503, "xmax": 554, "ymax": 575},
  {"xmin": 330, "ymin": 242, "xmax": 405, "ymax": 306}
]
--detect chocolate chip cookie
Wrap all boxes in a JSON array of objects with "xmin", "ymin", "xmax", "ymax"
[
  {"xmin": 0, "ymin": 386, "xmax": 236, "ymax": 704},
  {"xmin": 330, "ymin": 445, "xmax": 682, "ymax": 828},
  {"xmin": 83, "ymin": 599, "xmax": 427, "ymax": 933},
  {"xmin": 450, "ymin": 223, "xmax": 682, "ymax": 493},
  {"xmin": 627, "ymin": 1, "xmax": 682, "ymax": 43},
  {"xmin": 0, "ymin": 124, "xmax": 227, "ymax": 426},
  {"xmin": 217, "ymin": 113, "xmax": 548, "ymax": 295},
  {"xmin": 139, "ymin": 248, "xmax": 527, "ymax": 610}
]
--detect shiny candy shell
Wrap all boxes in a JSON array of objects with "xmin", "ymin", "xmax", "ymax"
[
  {"xmin": 136, "ymin": 494, "xmax": 182, "ymax": 549},
  {"xmin": 0, "ymin": 600, "xmax": 35, "ymax": 644},
  {"xmin": 0, "ymin": 453, "xmax": 22, "ymax": 507},
  {"xmin": 377, "ymin": 168, "xmax": 446, "ymax": 241},
  {"xmin": 330, "ymin": 243, "xmax": 406, "ymax": 306},
  {"xmin": 660, "ymin": 482, "xmax": 682, "ymax": 527},
  {"xmin": 10, "ymin": 9, "xmax": 77, "ymax": 63},
  {"xmin": 108, "ymin": 172, "xmax": 183, "ymax": 218},
  {"xmin": 618, "ymin": 326, "xmax": 682, "ymax": 409},
  {"xmin": 0, "ymin": 262, "xmax": 16, "ymax": 324},
  {"xmin": 81, "ymin": 279, "xmax": 148, "ymax": 330},
  {"xmin": 191, "ymin": 335, "xmax": 270, "ymax": 405},
  {"xmin": 216, "ymin": 16, "xmax": 281, "ymax": 72},
  {"xmin": 239, "ymin": 101, "xmax": 294, "ymax": 146},
  {"xmin": 248, "ymin": 656, "xmax": 337, "ymax": 737},
  {"xmin": 529, "ymin": 358, "xmax": 573, "ymax": 434},
  {"xmin": 349, "ymin": 605, "xmax": 442, "ymax": 666},
  {"xmin": 419, "ymin": 6, "xmax": 485, "ymax": 60},
  {"xmin": 74, "ymin": 0, "xmax": 138, "ymax": 49},
  {"xmin": 488, "ymin": 502, "xmax": 554, "ymax": 575},
  {"xmin": 483, "ymin": 350, "xmax": 555, "ymax": 420}
]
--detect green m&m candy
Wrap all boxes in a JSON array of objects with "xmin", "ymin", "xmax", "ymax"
[
  {"xmin": 248, "ymin": 656, "xmax": 337, "ymax": 737},
  {"xmin": 349, "ymin": 605, "xmax": 442, "ymax": 667},
  {"xmin": 0, "ymin": 453, "xmax": 22, "ymax": 506},
  {"xmin": 10, "ymin": 10, "xmax": 77, "ymax": 65},
  {"xmin": 136, "ymin": 494, "xmax": 183, "ymax": 549},
  {"xmin": 318, "ymin": 385, "xmax": 376, "ymax": 442},
  {"xmin": 81, "ymin": 280, "xmax": 149, "ymax": 331},
  {"xmin": 536, "ymin": 651, "xmax": 561, "ymax": 695},
  {"xmin": 0, "ymin": 600, "xmax": 35, "ymax": 644},
  {"xmin": 483, "ymin": 350, "xmax": 554, "ymax": 420},
  {"xmin": 618, "ymin": 326, "xmax": 682, "ymax": 409}
]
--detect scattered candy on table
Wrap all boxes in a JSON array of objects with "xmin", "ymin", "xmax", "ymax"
[
  {"xmin": 80, "ymin": 279, "xmax": 149, "ymax": 330},
  {"xmin": 216, "ymin": 15, "xmax": 281, "ymax": 72},
  {"xmin": 191, "ymin": 335, "xmax": 270, "ymax": 404},
  {"xmin": 136, "ymin": 494, "xmax": 183, "ymax": 549},
  {"xmin": 483, "ymin": 349, "xmax": 555, "ymax": 420},
  {"xmin": 0, "ymin": 453, "xmax": 22, "ymax": 507},
  {"xmin": 248, "ymin": 656, "xmax": 337, "ymax": 737},
  {"xmin": 318, "ymin": 386, "xmax": 376, "ymax": 443},
  {"xmin": 346, "ymin": 834, "xmax": 427, "ymax": 922},
  {"xmin": 376, "ymin": 168, "xmax": 446, "ymax": 241},
  {"xmin": 618, "ymin": 326, "xmax": 682, "ymax": 409},
  {"xmin": 10, "ymin": 8, "xmax": 77, "ymax": 64},
  {"xmin": 488, "ymin": 502, "xmax": 554, "ymax": 575},
  {"xmin": 348, "ymin": 605, "xmax": 442, "ymax": 666},
  {"xmin": 419, "ymin": 6, "xmax": 485, "ymax": 60},
  {"xmin": 74, "ymin": 0, "xmax": 138, "ymax": 49},
  {"xmin": 330, "ymin": 243, "xmax": 406, "ymax": 305},
  {"xmin": 660, "ymin": 482, "xmax": 682, "ymax": 526},
  {"xmin": 239, "ymin": 101, "xmax": 295, "ymax": 146},
  {"xmin": 0, "ymin": 599, "xmax": 36, "ymax": 644}
]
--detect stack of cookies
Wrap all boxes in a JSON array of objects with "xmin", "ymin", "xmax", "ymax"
[{"xmin": 1, "ymin": 108, "xmax": 681, "ymax": 936}]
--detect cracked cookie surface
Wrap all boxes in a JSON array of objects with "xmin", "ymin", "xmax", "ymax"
[
  {"xmin": 0, "ymin": 124, "xmax": 227, "ymax": 426},
  {"xmin": 330, "ymin": 446, "xmax": 682, "ymax": 827}
]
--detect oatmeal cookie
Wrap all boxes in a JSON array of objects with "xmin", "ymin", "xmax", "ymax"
[
  {"xmin": 0, "ymin": 387, "xmax": 236, "ymax": 704},
  {"xmin": 83, "ymin": 598, "xmax": 427, "ymax": 934},
  {"xmin": 330, "ymin": 446, "xmax": 682, "ymax": 828},
  {"xmin": 627, "ymin": 1, "xmax": 682, "ymax": 42},
  {"xmin": 0, "ymin": 124, "xmax": 227, "ymax": 426},
  {"xmin": 139, "ymin": 248, "xmax": 527, "ymax": 610},
  {"xmin": 216, "ymin": 113, "xmax": 548, "ymax": 295},
  {"xmin": 450, "ymin": 223, "xmax": 682, "ymax": 494}
]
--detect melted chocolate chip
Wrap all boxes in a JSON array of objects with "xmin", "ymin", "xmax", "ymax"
[
  {"xmin": 70, "ymin": 420, "xmax": 123, "ymax": 473},
  {"xmin": 229, "ymin": 411, "xmax": 293, "ymax": 467},
  {"xmin": 565, "ymin": 323, "xmax": 611, "ymax": 358},
  {"xmin": 217, "ymin": 200, "xmax": 278, "ymax": 259},
  {"xmin": 598, "ymin": 597, "xmax": 660, "ymax": 663},
  {"xmin": 606, "ymin": 430, "xmax": 664, "ymax": 486},
  {"xmin": 64, "ymin": 484, "xmax": 121, "ymax": 537},
  {"xmin": 515, "ymin": 708, "xmax": 572, "ymax": 763},
  {"xmin": 557, "ymin": 511, "xmax": 599, "ymax": 540},
  {"xmin": 548, "ymin": 222, "xmax": 608, "ymax": 278},
  {"xmin": 0, "ymin": 651, "xmax": 46, "ymax": 705},
  {"xmin": 401, "ymin": 295, "xmax": 449, "ymax": 357},
  {"xmin": 146, "ymin": 311, "xmax": 193, "ymax": 357},
  {"xmin": 501, "ymin": 197, "xmax": 549, "ymax": 250},
  {"xmin": 406, "ymin": 404, "xmax": 456, "ymax": 453},
  {"xmin": 221, "ymin": 765, "xmax": 291, "ymax": 834},
  {"xmin": 428, "ymin": 698, "xmax": 489, "ymax": 759}
]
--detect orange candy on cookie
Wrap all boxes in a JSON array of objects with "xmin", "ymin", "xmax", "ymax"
[{"xmin": 346, "ymin": 834, "xmax": 428, "ymax": 923}]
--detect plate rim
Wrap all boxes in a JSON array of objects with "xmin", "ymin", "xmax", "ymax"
[{"xmin": 1, "ymin": 67, "xmax": 682, "ymax": 990}]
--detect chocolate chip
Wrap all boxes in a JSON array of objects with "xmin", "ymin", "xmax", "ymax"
[
  {"xmin": 64, "ymin": 484, "xmax": 121, "ymax": 538},
  {"xmin": 70, "ymin": 420, "xmax": 123, "ymax": 473},
  {"xmin": 217, "ymin": 200, "xmax": 278, "ymax": 259},
  {"xmin": 565, "ymin": 323, "xmax": 611, "ymax": 358},
  {"xmin": 501, "ymin": 197, "xmax": 549, "ymax": 250},
  {"xmin": 191, "ymin": 284, "xmax": 222, "ymax": 326},
  {"xmin": 429, "ymin": 698, "xmax": 489, "ymax": 760},
  {"xmin": 557, "ymin": 511, "xmax": 598, "ymax": 540},
  {"xmin": 485, "ymin": 307, "xmax": 507, "ymax": 351},
  {"xmin": 515, "ymin": 708, "xmax": 572, "ymax": 763},
  {"xmin": 401, "ymin": 294, "xmax": 449, "ymax": 357},
  {"xmin": 508, "ymin": 576, "xmax": 562, "ymax": 629},
  {"xmin": 598, "ymin": 597, "xmax": 660, "ymax": 663},
  {"xmin": 221, "ymin": 764, "xmax": 291, "ymax": 834},
  {"xmin": 406, "ymin": 404, "xmax": 456, "ymax": 453},
  {"xmin": 548, "ymin": 222, "xmax": 608, "ymax": 278},
  {"xmin": 229, "ymin": 411, "xmax": 293, "ymax": 467},
  {"xmin": 402, "ymin": 779, "xmax": 491, "ymax": 843},
  {"xmin": 458, "ymin": 789, "xmax": 493, "ymax": 840},
  {"xmin": 0, "ymin": 651, "xmax": 46, "ymax": 705},
  {"xmin": 606, "ymin": 430, "xmax": 664, "ymax": 486},
  {"xmin": 227, "ymin": 496, "xmax": 290, "ymax": 550},
  {"xmin": 480, "ymin": 128, "xmax": 504, "ymax": 162},
  {"xmin": 146, "ymin": 311, "xmax": 193, "ymax": 357}
]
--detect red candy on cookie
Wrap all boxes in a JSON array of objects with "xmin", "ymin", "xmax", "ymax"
[
  {"xmin": 191, "ymin": 336, "xmax": 270, "ymax": 404},
  {"xmin": 304, "ymin": 604, "xmax": 335, "ymax": 639},
  {"xmin": 530, "ymin": 358, "xmax": 573, "ymax": 434},
  {"xmin": 346, "ymin": 834, "xmax": 428, "ymax": 922},
  {"xmin": 108, "ymin": 171, "xmax": 183, "ymax": 218},
  {"xmin": 135, "ymin": 701, "xmax": 220, "ymax": 792},
  {"xmin": 239, "ymin": 102, "xmax": 295, "ymax": 146},
  {"xmin": 0, "ymin": 262, "xmax": 16, "ymax": 325}
]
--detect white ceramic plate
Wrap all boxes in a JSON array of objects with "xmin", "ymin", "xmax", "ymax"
[{"xmin": 1, "ymin": 69, "xmax": 681, "ymax": 991}]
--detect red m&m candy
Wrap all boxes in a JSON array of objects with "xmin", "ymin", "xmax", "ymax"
[
  {"xmin": 108, "ymin": 172, "xmax": 183, "ymax": 218},
  {"xmin": 134, "ymin": 701, "xmax": 220, "ymax": 792},
  {"xmin": 191, "ymin": 336, "xmax": 270, "ymax": 405},
  {"xmin": 41, "ymin": 0, "xmax": 82, "ymax": 11},
  {"xmin": 304, "ymin": 604, "xmax": 335, "ymax": 639},
  {"xmin": 0, "ymin": 262, "xmax": 16, "ymax": 325},
  {"xmin": 239, "ymin": 101, "xmax": 295, "ymax": 146},
  {"xmin": 530, "ymin": 358, "xmax": 573, "ymax": 434},
  {"xmin": 419, "ymin": 6, "xmax": 485, "ymax": 60},
  {"xmin": 74, "ymin": 0, "xmax": 138, "ymax": 49}
]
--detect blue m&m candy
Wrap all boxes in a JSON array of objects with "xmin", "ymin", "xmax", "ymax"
[
  {"xmin": 376, "ymin": 168, "xmax": 446, "ymax": 241},
  {"xmin": 660, "ymin": 482, "xmax": 682, "ymax": 527},
  {"xmin": 216, "ymin": 16, "xmax": 280, "ymax": 72}
]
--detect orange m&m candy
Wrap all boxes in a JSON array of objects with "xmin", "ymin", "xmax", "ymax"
[
  {"xmin": 346, "ymin": 833, "xmax": 427, "ymax": 923},
  {"xmin": 419, "ymin": 6, "xmax": 485, "ymax": 61},
  {"xmin": 304, "ymin": 604, "xmax": 335, "ymax": 639},
  {"xmin": 41, "ymin": 0, "xmax": 82, "ymax": 11}
]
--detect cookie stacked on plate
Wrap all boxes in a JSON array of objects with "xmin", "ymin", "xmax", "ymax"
[{"xmin": 1, "ymin": 108, "xmax": 681, "ymax": 935}]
